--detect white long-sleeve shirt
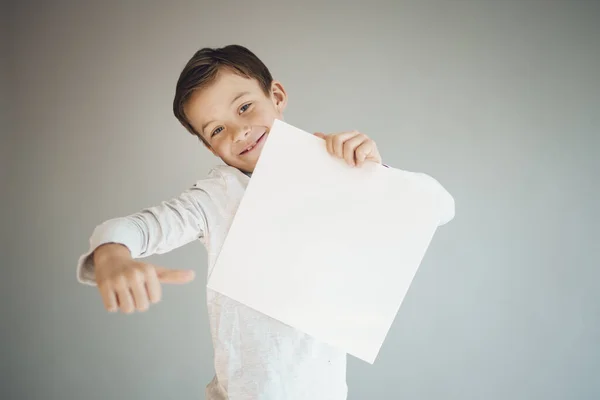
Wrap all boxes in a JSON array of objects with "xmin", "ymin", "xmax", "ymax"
[{"xmin": 76, "ymin": 164, "xmax": 455, "ymax": 400}]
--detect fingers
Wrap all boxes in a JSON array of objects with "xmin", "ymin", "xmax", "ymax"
[
  {"xmin": 319, "ymin": 131, "xmax": 367, "ymax": 167},
  {"xmin": 354, "ymin": 138, "xmax": 375, "ymax": 167},
  {"xmin": 331, "ymin": 131, "xmax": 360, "ymax": 162},
  {"xmin": 156, "ymin": 267, "xmax": 196, "ymax": 284},
  {"xmin": 315, "ymin": 132, "xmax": 334, "ymax": 155},
  {"xmin": 114, "ymin": 276, "xmax": 136, "ymax": 314},
  {"xmin": 317, "ymin": 130, "xmax": 381, "ymax": 167},
  {"xmin": 97, "ymin": 263, "xmax": 168, "ymax": 314},
  {"xmin": 129, "ymin": 274, "xmax": 149, "ymax": 312},
  {"xmin": 343, "ymin": 133, "xmax": 368, "ymax": 166},
  {"xmin": 144, "ymin": 266, "xmax": 162, "ymax": 304},
  {"xmin": 99, "ymin": 282, "xmax": 118, "ymax": 312},
  {"xmin": 325, "ymin": 135, "xmax": 333, "ymax": 155}
]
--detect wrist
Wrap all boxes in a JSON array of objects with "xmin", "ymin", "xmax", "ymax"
[{"xmin": 93, "ymin": 243, "xmax": 132, "ymax": 265}]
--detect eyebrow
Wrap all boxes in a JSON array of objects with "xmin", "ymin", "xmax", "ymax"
[{"xmin": 201, "ymin": 91, "xmax": 251, "ymax": 134}]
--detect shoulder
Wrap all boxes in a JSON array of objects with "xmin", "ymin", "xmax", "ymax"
[
  {"xmin": 183, "ymin": 164, "xmax": 249, "ymax": 225},
  {"xmin": 190, "ymin": 164, "xmax": 249, "ymax": 202}
]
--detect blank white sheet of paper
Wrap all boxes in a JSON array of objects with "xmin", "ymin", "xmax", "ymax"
[{"xmin": 206, "ymin": 119, "xmax": 442, "ymax": 364}]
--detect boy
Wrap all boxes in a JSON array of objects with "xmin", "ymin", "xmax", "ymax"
[{"xmin": 77, "ymin": 44, "xmax": 455, "ymax": 400}]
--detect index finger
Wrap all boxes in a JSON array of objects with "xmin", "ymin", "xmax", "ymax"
[{"xmin": 156, "ymin": 268, "xmax": 196, "ymax": 284}]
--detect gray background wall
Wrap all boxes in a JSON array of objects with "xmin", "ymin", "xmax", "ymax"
[
  {"xmin": 2, "ymin": 0, "xmax": 599, "ymax": 399},
  {"xmin": 2, "ymin": 2, "xmax": 19, "ymax": 392}
]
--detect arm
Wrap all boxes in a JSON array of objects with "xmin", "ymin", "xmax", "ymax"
[{"xmin": 76, "ymin": 170, "xmax": 225, "ymax": 286}]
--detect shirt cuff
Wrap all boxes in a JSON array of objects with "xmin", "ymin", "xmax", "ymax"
[{"xmin": 76, "ymin": 219, "xmax": 142, "ymax": 286}]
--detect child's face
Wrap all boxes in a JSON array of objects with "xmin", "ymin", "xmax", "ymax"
[{"xmin": 185, "ymin": 69, "xmax": 288, "ymax": 173}]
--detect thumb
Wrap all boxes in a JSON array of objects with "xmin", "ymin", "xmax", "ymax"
[
  {"xmin": 314, "ymin": 132, "xmax": 326, "ymax": 139},
  {"xmin": 155, "ymin": 266, "xmax": 196, "ymax": 284}
]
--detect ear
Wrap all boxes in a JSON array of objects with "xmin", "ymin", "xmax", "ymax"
[{"xmin": 270, "ymin": 80, "xmax": 288, "ymax": 113}]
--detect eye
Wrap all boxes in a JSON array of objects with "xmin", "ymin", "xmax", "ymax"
[
  {"xmin": 239, "ymin": 103, "xmax": 252, "ymax": 114},
  {"xmin": 211, "ymin": 126, "xmax": 224, "ymax": 137}
]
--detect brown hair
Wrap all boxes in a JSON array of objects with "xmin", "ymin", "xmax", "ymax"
[{"xmin": 173, "ymin": 44, "xmax": 274, "ymax": 144}]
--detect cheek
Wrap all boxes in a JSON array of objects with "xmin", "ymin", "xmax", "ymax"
[
  {"xmin": 220, "ymin": 143, "xmax": 234, "ymax": 157},
  {"xmin": 253, "ymin": 103, "xmax": 278, "ymax": 121},
  {"xmin": 209, "ymin": 140, "xmax": 228, "ymax": 157}
]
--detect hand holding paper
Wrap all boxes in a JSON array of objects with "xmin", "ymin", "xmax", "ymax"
[{"xmin": 314, "ymin": 130, "xmax": 382, "ymax": 167}]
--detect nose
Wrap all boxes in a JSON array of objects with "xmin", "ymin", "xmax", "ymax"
[{"xmin": 232, "ymin": 124, "xmax": 251, "ymax": 142}]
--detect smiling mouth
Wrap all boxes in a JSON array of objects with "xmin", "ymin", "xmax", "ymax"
[{"xmin": 240, "ymin": 133, "xmax": 267, "ymax": 155}]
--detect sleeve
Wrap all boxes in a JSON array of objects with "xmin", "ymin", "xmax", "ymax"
[{"xmin": 76, "ymin": 170, "xmax": 225, "ymax": 286}]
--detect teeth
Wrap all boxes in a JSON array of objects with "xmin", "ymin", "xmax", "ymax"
[
  {"xmin": 244, "ymin": 142, "xmax": 256, "ymax": 153},
  {"xmin": 242, "ymin": 134, "xmax": 263, "ymax": 154}
]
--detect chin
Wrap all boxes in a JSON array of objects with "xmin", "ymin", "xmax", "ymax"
[
  {"xmin": 243, "ymin": 161, "xmax": 259, "ymax": 173},
  {"xmin": 227, "ymin": 160, "xmax": 255, "ymax": 174}
]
